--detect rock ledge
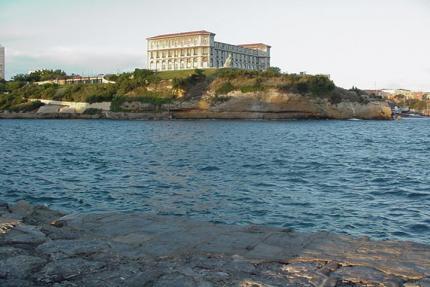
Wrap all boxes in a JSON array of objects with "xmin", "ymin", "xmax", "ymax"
[{"xmin": 1, "ymin": 201, "xmax": 429, "ymax": 286}]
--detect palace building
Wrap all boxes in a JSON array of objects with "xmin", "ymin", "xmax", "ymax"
[{"xmin": 146, "ymin": 31, "xmax": 270, "ymax": 71}]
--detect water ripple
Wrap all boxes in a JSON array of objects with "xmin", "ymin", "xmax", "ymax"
[{"xmin": 0, "ymin": 119, "xmax": 429, "ymax": 244}]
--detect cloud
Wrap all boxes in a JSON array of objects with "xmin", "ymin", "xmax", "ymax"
[{"xmin": 6, "ymin": 46, "xmax": 146, "ymax": 77}]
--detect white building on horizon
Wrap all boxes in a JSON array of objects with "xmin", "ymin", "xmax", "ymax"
[
  {"xmin": 146, "ymin": 30, "xmax": 271, "ymax": 71},
  {"xmin": 0, "ymin": 45, "xmax": 5, "ymax": 80}
]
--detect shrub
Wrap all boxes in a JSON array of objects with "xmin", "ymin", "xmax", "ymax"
[
  {"xmin": 83, "ymin": 108, "xmax": 102, "ymax": 115},
  {"xmin": 278, "ymin": 74, "xmax": 335, "ymax": 96},
  {"xmin": 239, "ymin": 77, "xmax": 265, "ymax": 93},
  {"xmin": 8, "ymin": 100, "xmax": 44, "ymax": 112},
  {"xmin": 172, "ymin": 69, "xmax": 206, "ymax": 90},
  {"xmin": 12, "ymin": 69, "xmax": 67, "ymax": 82},
  {"xmin": 215, "ymin": 82, "xmax": 235, "ymax": 95},
  {"xmin": 210, "ymin": 95, "xmax": 231, "ymax": 105},
  {"xmin": 110, "ymin": 92, "xmax": 174, "ymax": 112},
  {"xmin": 261, "ymin": 67, "xmax": 281, "ymax": 77},
  {"xmin": 329, "ymin": 93, "xmax": 342, "ymax": 105}
]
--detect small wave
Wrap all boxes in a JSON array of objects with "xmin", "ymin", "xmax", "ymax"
[
  {"xmin": 199, "ymin": 166, "xmax": 220, "ymax": 171},
  {"xmin": 408, "ymin": 224, "xmax": 430, "ymax": 233},
  {"xmin": 242, "ymin": 163, "xmax": 266, "ymax": 168},
  {"xmin": 407, "ymin": 192, "xmax": 430, "ymax": 199},
  {"xmin": 391, "ymin": 231, "xmax": 410, "ymax": 237},
  {"xmin": 253, "ymin": 182, "xmax": 277, "ymax": 188}
]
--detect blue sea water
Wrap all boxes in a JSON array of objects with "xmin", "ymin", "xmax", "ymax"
[{"xmin": 0, "ymin": 119, "xmax": 429, "ymax": 243}]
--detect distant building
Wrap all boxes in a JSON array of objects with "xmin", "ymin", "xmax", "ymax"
[
  {"xmin": 0, "ymin": 45, "xmax": 5, "ymax": 80},
  {"xmin": 146, "ymin": 30, "xmax": 271, "ymax": 71},
  {"xmin": 36, "ymin": 75, "xmax": 115, "ymax": 85}
]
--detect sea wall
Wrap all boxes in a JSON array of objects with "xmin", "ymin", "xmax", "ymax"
[{"xmin": 30, "ymin": 99, "xmax": 111, "ymax": 113}]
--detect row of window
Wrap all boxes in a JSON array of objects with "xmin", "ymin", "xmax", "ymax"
[
  {"xmin": 149, "ymin": 36, "xmax": 209, "ymax": 49},
  {"xmin": 150, "ymin": 61, "xmax": 209, "ymax": 71},
  {"xmin": 149, "ymin": 48, "xmax": 209, "ymax": 59},
  {"xmin": 150, "ymin": 57, "xmax": 209, "ymax": 64},
  {"xmin": 213, "ymin": 42, "xmax": 263, "ymax": 56}
]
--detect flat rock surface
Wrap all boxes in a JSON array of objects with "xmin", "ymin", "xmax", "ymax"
[{"xmin": 0, "ymin": 202, "xmax": 429, "ymax": 286}]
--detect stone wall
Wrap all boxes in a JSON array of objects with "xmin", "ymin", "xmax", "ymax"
[{"xmin": 31, "ymin": 99, "xmax": 111, "ymax": 113}]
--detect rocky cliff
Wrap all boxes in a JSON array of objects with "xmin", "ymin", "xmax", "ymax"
[
  {"xmin": 165, "ymin": 89, "xmax": 392, "ymax": 120},
  {"xmin": 0, "ymin": 69, "xmax": 393, "ymax": 120}
]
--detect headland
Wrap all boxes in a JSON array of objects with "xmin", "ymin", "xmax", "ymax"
[{"xmin": 0, "ymin": 69, "xmax": 392, "ymax": 120}]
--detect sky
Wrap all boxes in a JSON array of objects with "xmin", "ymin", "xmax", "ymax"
[{"xmin": 0, "ymin": 0, "xmax": 429, "ymax": 90}]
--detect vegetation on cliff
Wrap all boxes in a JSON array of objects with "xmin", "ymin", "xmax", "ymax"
[
  {"xmin": 391, "ymin": 94, "xmax": 429, "ymax": 112},
  {"xmin": 0, "ymin": 68, "xmax": 383, "ymax": 112}
]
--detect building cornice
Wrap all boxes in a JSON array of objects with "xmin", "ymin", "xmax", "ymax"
[{"xmin": 147, "ymin": 30, "xmax": 215, "ymax": 40}]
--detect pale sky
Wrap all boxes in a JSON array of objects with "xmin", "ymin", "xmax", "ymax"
[{"xmin": 1, "ymin": 0, "xmax": 429, "ymax": 90}]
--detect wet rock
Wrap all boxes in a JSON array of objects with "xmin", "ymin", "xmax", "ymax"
[
  {"xmin": 37, "ymin": 258, "xmax": 106, "ymax": 283},
  {"xmin": 8, "ymin": 201, "xmax": 34, "ymax": 220},
  {"xmin": 1, "ymin": 202, "xmax": 430, "ymax": 286},
  {"xmin": 40, "ymin": 224, "xmax": 81, "ymax": 240},
  {"xmin": 223, "ymin": 255, "xmax": 256, "ymax": 274},
  {"xmin": 238, "ymin": 279, "xmax": 280, "ymax": 287},
  {"xmin": 37, "ymin": 239, "xmax": 111, "ymax": 260},
  {"xmin": 0, "ymin": 255, "xmax": 46, "ymax": 279},
  {"xmin": 153, "ymin": 272, "xmax": 197, "ymax": 287},
  {"xmin": 0, "ymin": 246, "xmax": 29, "ymax": 257},
  {"xmin": 52, "ymin": 281, "xmax": 79, "ymax": 287},
  {"xmin": 0, "ymin": 201, "xmax": 9, "ymax": 216},
  {"xmin": 0, "ymin": 279, "xmax": 36, "ymax": 287},
  {"xmin": 319, "ymin": 261, "xmax": 341, "ymax": 275},
  {"xmin": 0, "ymin": 224, "xmax": 47, "ymax": 245},
  {"xmin": 77, "ymin": 265, "xmax": 159, "ymax": 287},
  {"xmin": 22, "ymin": 205, "xmax": 64, "ymax": 225},
  {"xmin": 332, "ymin": 266, "xmax": 393, "ymax": 284},
  {"xmin": 417, "ymin": 278, "xmax": 430, "ymax": 287}
]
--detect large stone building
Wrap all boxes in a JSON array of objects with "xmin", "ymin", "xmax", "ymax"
[
  {"xmin": 147, "ymin": 31, "xmax": 270, "ymax": 71},
  {"xmin": 0, "ymin": 45, "xmax": 5, "ymax": 80}
]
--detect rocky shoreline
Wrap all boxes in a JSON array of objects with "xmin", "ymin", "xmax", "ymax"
[
  {"xmin": 0, "ymin": 109, "xmax": 390, "ymax": 121},
  {"xmin": 1, "ymin": 201, "xmax": 429, "ymax": 287}
]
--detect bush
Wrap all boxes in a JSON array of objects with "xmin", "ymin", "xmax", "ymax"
[
  {"xmin": 12, "ymin": 69, "xmax": 67, "ymax": 82},
  {"xmin": 83, "ymin": 108, "xmax": 102, "ymax": 115},
  {"xmin": 239, "ymin": 77, "xmax": 265, "ymax": 93},
  {"xmin": 172, "ymin": 69, "xmax": 206, "ymax": 90},
  {"xmin": 110, "ymin": 92, "xmax": 174, "ymax": 112},
  {"xmin": 329, "ymin": 93, "xmax": 342, "ymax": 105},
  {"xmin": 261, "ymin": 67, "xmax": 281, "ymax": 77},
  {"xmin": 8, "ymin": 100, "xmax": 44, "ymax": 112},
  {"xmin": 210, "ymin": 95, "xmax": 231, "ymax": 104},
  {"xmin": 278, "ymin": 74, "xmax": 335, "ymax": 96},
  {"xmin": 214, "ymin": 68, "xmax": 259, "ymax": 79},
  {"xmin": 215, "ymin": 82, "xmax": 235, "ymax": 95}
]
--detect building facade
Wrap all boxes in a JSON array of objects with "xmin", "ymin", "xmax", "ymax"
[
  {"xmin": 147, "ymin": 31, "xmax": 270, "ymax": 71},
  {"xmin": 0, "ymin": 45, "xmax": 5, "ymax": 80}
]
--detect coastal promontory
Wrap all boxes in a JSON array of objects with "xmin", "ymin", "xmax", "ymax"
[{"xmin": 0, "ymin": 68, "xmax": 392, "ymax": 120}]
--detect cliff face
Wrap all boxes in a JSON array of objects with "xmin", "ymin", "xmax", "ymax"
[{"xmin": 149, "ymin": 89, "xmax": 392, "ymax": 120}]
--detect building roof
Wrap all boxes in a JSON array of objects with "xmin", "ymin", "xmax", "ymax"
[
  {"xmin": 238, "ymin": 43, "xmax": 271, "ymax": 48},
  {"xmin": 147, "ymin": 30, "xmax": 215, "ymax": 40}
]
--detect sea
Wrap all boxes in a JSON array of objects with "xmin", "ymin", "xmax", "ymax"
[{"xmin": 0, "ymin": 119, "xmax": 429, "ymax": 244}]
